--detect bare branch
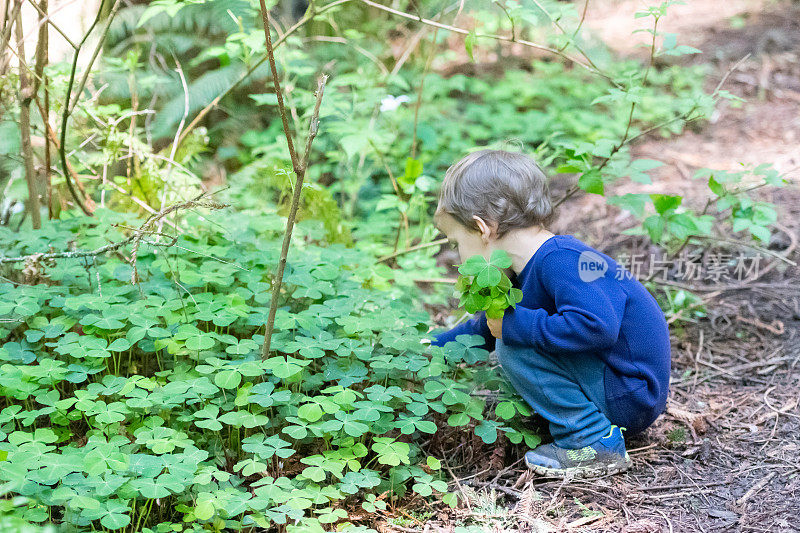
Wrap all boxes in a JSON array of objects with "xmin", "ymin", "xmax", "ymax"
[
  {"xmin": 0, "ymin": 191, "xmax": 227, "ymax": 266},
  {"xmin": 258, "ymin": 0, "xmax": 328, "ymax": 360}
]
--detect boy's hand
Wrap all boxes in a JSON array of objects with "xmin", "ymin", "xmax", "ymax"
[{"xmin": 487, "ymin": 317, "xmax": 502, "ymax": 339}]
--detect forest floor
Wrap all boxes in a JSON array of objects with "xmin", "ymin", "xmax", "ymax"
[{"xmin": 407, "ymin": 1, "xmax": 800, "ymax": 532}]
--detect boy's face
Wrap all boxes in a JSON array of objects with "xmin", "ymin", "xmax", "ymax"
[{"xmin": 434, "ymin": 211, "xmax": 493, "ymax": 264}]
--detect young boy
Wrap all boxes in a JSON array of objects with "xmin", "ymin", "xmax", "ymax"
[{"xmin": 429, "ymin": 149, "xmax": 671, "ymax": 479}]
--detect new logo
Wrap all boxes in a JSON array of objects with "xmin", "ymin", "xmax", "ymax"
[{"xmin": 578, "ymin": 251, "xmax": 608, "ymax": 282}]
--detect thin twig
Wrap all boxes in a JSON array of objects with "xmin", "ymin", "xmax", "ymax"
[
  {"xmin": 258, "ymin": 0, "xmax": 328, "ymax": 360},
  {"xmin": 129, "ymin": 191, "xmax": 227, "ymax": 284},
  {"xmin": 0, "ymin": 191, "xmax": 226, "ymax": 266},
  {"xmin": 175, "ymin": 0, "xmax": 349, "ymax": 150},
  {"xmin": 552, "ymin": 51, "xmax": 751, "ymax": 210},
  {"xmin": 377, "ymin": 237, "xmax": 448, "ymax": 263},
  {"xmin": 358, "ymin": 0, "xmax": 614, "ymax": 83},
  {"xmin": 176, "ymin": 0, "xmax": 623, "ymax": 152},
  {"xmin": 66, "ymin": 0, "xmax": 121, "ymax": 116},
  {"xmin": 25, "ymin": 0, "xmax": 76, "ymax": 50},
  {"xmin": 58, "ymin": 0, "xmax": 111, "ymax": 215}
]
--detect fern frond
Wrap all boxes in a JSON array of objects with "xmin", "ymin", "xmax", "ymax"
[
  {"xmin": 150, "ymin": 63, "xmax": 246, "ymax": 139},
  {"xmin": 107, "ymin": 0, "xmax": 255, "ymax": 56}
]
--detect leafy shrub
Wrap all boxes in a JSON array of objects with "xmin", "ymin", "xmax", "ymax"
[{"xmin": 0, "ymin": 209, "xmax": 537, "ymax": 531}]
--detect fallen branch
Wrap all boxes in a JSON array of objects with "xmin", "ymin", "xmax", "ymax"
[
  {"xmin": 0, "ymin": 191, "xmax": 226, "ymax": 265},
  {"xmin": 735, "ymin": 471, "xmax": 776, "ymax": 507}
]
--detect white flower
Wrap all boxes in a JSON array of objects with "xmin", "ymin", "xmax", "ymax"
[{"xmin": 379, "ymin": 94, "xmax": 411, "ymax": 112}]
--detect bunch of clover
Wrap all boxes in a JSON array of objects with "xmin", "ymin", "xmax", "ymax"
[{"xmin": 455, "ymin": 250, "xmax": 523, "ymax": 319}]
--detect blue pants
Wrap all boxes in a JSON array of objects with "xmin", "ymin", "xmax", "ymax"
[{"xmin": 495, "ymin": 337, "xmax": 614, "ymax": 449}]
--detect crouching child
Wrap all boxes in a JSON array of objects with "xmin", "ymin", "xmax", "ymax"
[{"xmin": 429, "ymin": 149, "xmax": 671, "ymax": 479}]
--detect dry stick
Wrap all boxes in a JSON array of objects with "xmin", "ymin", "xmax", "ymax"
[
  {"xmin": 0, "ymin": 191, "xmax": 225, "ymax": 265},
  {"xmin": 0, "ymin": 0, "xmax": 23, "ymax": 81},
  {"xmin": 440, "ymin": 449, "xmax": 472, "ymax": 512},
  {"xmin": 129, "ymin": 190, "xmax": 227, "ymax": 284},
  {"xmin": 29, "ymin": 93, "xmax": 178, "ymax": 230},
  {"xmin": 14, "ymin": 1, "xmax": 41, "ymax": 229},
  {"xmin": 409, "ymin": 18, "xmax": 439, "ymax": 161},
  {"xmin": 155, "ymin": 56, "xmax": 190, "ymax": 235},
  {"xmin": 556, "ymin": 0, "xmax": 590, "ymax": 54},
  {"xmin": 32, "ymin": 0, "xmax": 52, "ymax": 218},
  {"xmin": 258, "ymin": 0, "xmax": 328, "ymax": 360},
  {"xmin": 530, "ymin": 0, "xmax": 602, "ymax": 74},
  {"xmin": 377, "ymin": 237, "xmax": 448, "ymax": 264},
  {"xmin": 368, "ymin": 138, "xmax": 410, "ymax": 252},
  {"xmin": 31, "ymin": 0, "xmax": 47, "ymax": 96},
  {"xmin": 735, "ymin": 471, "xmax": 776, "ymax": 507},
  {"xmin": 348, "ymin": 2, "xmax": 455, "ymax": 220},
  {"xmin": 552, "ymin": 15, "xmax": 661, "ymax": 210}
]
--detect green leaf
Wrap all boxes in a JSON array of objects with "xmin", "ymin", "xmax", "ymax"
[
  {"xmin": 107, "ymin": 338, "xmax": 131, "ymax": 352},
  {"xmin": 399, "ymin": 157, "xmax": 423, "ymax": 189},
  {"xmin": 214, "ymin": 370, "xmax": 242, "ymax": 389},
  {"xmin": 578, "ymin": 169, "xmax": 604, "ymax": 195},
  {"xmin": 447, "ymin": 412, "xmax": 470, "ymax": 427},
  {"xmin": 465, "ymin": 29, "xmax": 477, "ymax": 61},
  {"xmin": 488, "ymin": 249, "xmax": 512, "ymax": 269},
  {"xmin": 298, "ymin": 403, "xmax": 323, "ymax": 422},
  {"xmin": 195, "ymin": 498, "xmax": 215, "ymax": 521},
  {"xmin": 608, "ymin": 193, "xmax": 648, "ymax": 218},
  {"xmin": 443, "ymin": 492, "xmax": 459, "ymax": 507},
  {"xmin": 749, "ymin": 224, "xmax": 771, "ymax": 243},
  {"xmin": 707, "ymin": 175, "xmax": 725, "ymax": 196},
  {"xmin": 371, "ymin": 438, "xmax": 410, "ymax": 466},
  {"xmin": 100, "ymin": 512, "xmax": 131, "ymax": 530},
  {"xmin": 475, "ymin": 420, "xmax": 499, "ymax": 444},
  {"xmin": 186, "ymin": 334, "xmax": 215, "ymax": 351},
  {"xmin": 650, "ymin": 194, "xmax": 682, "ymax": 214},
  {"xmin": 642, "ymin": 215, "xmax": 665, "ymax": 243},
  {"xmin": 265, "ymin": 356, "xmax": 307, "ymax": 379},
  {"xmin": 495, "ymin": 401, "xmax": 515, "ymax": 420}
]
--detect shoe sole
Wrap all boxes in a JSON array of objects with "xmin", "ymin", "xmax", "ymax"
[{"xmin": 524, "ymin": 453, "xmax": 633, "ymax": 479}]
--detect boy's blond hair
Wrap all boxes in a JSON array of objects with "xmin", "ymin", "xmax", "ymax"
[{"xmin": 436, "ymin": 149, "xmax": 553, "ymax": 238}]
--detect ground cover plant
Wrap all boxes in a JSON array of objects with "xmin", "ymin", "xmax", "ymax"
[
  {"xmin": 0, "ymin": 207, "xmax": 543, "ymax": 532},
  {"xmin": 0, "ymin": 0, "xmax": 793, "ymax": 531}
]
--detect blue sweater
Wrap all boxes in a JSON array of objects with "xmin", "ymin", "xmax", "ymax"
[{"xmin": 431, "ymin": 235, "xmax": 671, "ymax": 434}]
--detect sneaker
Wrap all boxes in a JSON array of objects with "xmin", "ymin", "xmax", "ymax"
[{"xmin": 524, "ymin": 425, "xmax": 632, "ymax": 479}]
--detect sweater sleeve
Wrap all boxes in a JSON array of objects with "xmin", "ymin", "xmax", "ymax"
[
  {"xmin": 500, "ymin": 247, "xmax": 627, "ymax": 354},
  {"xmin": 430, "ymin": 311, "xmax": 496, "ymax": 352}
]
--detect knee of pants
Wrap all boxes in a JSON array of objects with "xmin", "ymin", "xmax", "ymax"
[
  {"xmin": 496, "ymin": 342, "xmax": 551, "ymax": 374},
  {"xmin": 496, "ymin": 344, "xmax": 550, "ymax": 392}
]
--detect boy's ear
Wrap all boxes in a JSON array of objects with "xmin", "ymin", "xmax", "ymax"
[{"xmin": 472, "ymin": 215, "xmax": 496, "ymax": 242}]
